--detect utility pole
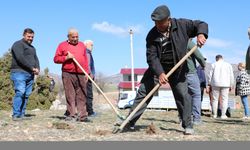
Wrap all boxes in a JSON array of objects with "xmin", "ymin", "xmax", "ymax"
[{"xmin": 129, "ymin": 29, "xmax": 135, "ymax": 91}]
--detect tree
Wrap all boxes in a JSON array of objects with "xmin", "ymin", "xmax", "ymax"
[
  {"xmin": 0, "ymin": 50, "xmax": 14, "ymax": 110},
  {"xmin": 94, "ymin": 72, "xmax": 107, "ymax": 95},
  {"xmin": 0, "ymin": 50, "xmax": 57, "ymax": 110},
  {"xmin": 27, "ymin": 68, "xmax": 58, "ymax": 110}
]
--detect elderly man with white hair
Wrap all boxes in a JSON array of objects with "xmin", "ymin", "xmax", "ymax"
[
  {"xmin": 84, "ymin": 40, "xmax": 96, "ymax": 117},
  {"xmin": 54, "ymin": 28, "xmax": 91, "ymax": 123},
  {"xmin": 246, "ymin": 27, "xmax": 250, "ymax": 74}
]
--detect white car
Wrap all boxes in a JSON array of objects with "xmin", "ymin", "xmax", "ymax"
[{"xmin": 117, "ymin": 91, "xmax": 136, "ymax": 109}]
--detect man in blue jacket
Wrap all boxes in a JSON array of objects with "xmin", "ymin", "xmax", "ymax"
[
  {"xmin": 121, "ymin": 5, "xmax": 208, "ymax": 135},
  {"xmin": 84, "ymin": 40, "xmax": 96, "ymax": 117}
]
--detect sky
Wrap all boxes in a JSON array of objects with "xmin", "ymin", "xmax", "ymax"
[{"xmin": 0, "ymin": 0, "xmax": 249, "ymax": 76}]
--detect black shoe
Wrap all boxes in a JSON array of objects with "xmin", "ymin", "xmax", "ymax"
[
  {"xmin": 88, "ymin": 112, "xmax": 97, "ymax": 117},
  {"xmin": 77, "ymin": 118, "xmax": 92, "ymax": 123},
  {"xmin": 64, "ymin": 111, "xmax": 70, "ymax": 117}
]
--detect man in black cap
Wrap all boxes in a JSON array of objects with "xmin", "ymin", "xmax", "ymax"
[{"xmin": 120, "ymin": 5, "xmax": 208, "ymax": 135}]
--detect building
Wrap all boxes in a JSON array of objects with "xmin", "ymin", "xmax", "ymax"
[
  {"xmin": 117, "ymin": 68, "xmax": 232, "ymax": 110},
  {"xmin": 118, "ymin": 68, "xmax": 170, "ymax": 92},
  {"xmin": 117, "ymin": 68, "xmax": 178, "ymax": 109}
]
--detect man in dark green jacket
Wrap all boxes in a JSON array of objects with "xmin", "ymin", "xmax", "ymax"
[
  {"xmin": 186, "ymin": 40, "xmax": 206, "ymax": 125},
  {"xmin": 122, "ymin": 5, "xmax": 208, "ymax": 135}
]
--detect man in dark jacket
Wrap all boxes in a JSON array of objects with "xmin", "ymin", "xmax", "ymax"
[
  {"xmin": 10, "ymin": 28, "xmax": 40, "ymax": 121},
  {"xmin": 123, "ymin": 5, "xmax": 208, "ymax": 135},
  {"xmin": 84, "ymin": 40, "xmax": 96, "ymax": 117},
  {"xmin": 245, "ymin": 27, "xmax": 250, "ymax": 74}
]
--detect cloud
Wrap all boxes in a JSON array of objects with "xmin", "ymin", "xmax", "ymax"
[
  {"xmin": 206, "ymin": 38, "xmax": 232, "ymax": 48},
  {"xmin": 92, "ymin": 21, "xmax": 143, "ymax": 37}
]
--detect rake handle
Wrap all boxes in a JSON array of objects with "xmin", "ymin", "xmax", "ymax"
[{"xmin": 72, "ymin": 58, "xmax": 122, "ymax": 117}]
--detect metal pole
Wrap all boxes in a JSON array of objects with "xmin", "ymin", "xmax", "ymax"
[{"xmin": 129, "ymin": 29, "xmax": 135, "ymax": 91}]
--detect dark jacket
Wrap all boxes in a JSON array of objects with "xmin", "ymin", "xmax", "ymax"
[
  {"xmin": 246, "ymin": 45, "xmax": 250, "ymax": 74},
  {"xmin": 197, "ymin": 65, "xmax": 206, "ymax": 88},
  {"xmin": 11, "ymin": 39, "xmax": 40, "ymax": 73},
  {"xmin": 187, "ymin": 40, "xmax": 206, "ymax": 74},
  {"xmin": 86, "ymin": 49, "xmax": 95, "ymax": 76},
  {"xmin": 141, "ymin": 18, "xmax": 208, "ymax": 83}
]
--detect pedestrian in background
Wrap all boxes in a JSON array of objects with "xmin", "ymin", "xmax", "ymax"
[
  {"xmin": 235, "ymin": 62, "xmax": 250, "ymax": 119},
  {"xmin": 207, "ymin": 55, "xmax": 234, "ymax": 119}
]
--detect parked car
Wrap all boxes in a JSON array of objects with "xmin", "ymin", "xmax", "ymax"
[{"xmin": 117, "ymin": 91, "xmax": 136, "ymax": 109}]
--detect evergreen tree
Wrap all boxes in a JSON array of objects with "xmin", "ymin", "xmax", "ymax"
[
  {"xmin": 0, "ymin": 50, "xmax": 14, "ymax": 110},
  {"xmin": 27, "ymin": 68, "xmax": 58, "ymax": 110},
  {"xmin": 0, "ymin": 50, "xmax": 57, "ymax": 110}
]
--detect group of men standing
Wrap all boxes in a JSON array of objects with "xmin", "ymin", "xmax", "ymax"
[{"xmin": 10, "ymin": 28, "xmax": 96, "ymax": 122}]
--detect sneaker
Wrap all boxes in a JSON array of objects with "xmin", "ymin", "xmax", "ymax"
[
  {"xmin": 221, "ymin": 115, "xmax": 228, "ymax": 119},
  {"xmin": 12, "ymin": 116, "xmax": 23, "ymax": 121},
  {"xmin": 184, "ymin": 128, "xmax": 194, "ymax": 135},
  {"xmin": 213, "ymin": 115, "xmax": 217, "ymax": 119},
  {"xmin": 88, "ymin": 112, "xmax": 97, "ymax": 117},
  {"xmin": 242, "ymin": 116, "xmax": 249, "ymax": 120}
]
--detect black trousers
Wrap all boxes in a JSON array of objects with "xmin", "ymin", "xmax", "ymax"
[
  {"xmin": 86, "ymin": 80, "xmax": 94, "ymax": 114},
  {"xmin": 128, "ymin": 72, "xmax": 192, "ymax": 129}
]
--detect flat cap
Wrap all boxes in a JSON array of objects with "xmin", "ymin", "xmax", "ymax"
[{"xmin": 151, "ymin": 5, "xmax": 170, "ymax": 21}]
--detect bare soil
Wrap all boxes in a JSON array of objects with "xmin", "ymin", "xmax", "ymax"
[{"xmin": 1, "ymin": 92, "xmax": 250, "ymax": 141}]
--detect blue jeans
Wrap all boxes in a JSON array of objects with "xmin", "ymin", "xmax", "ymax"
[
  {"xmin": 11, "ymin": 72, "xmax": 34, "ymax": 118},
  {"xmin": 187, "ymin": 73, "xmax": 201, "ymax": 121},
  {"xmin": 241, "ymin": 95, "xmax": 249, "ymax": 117}
]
